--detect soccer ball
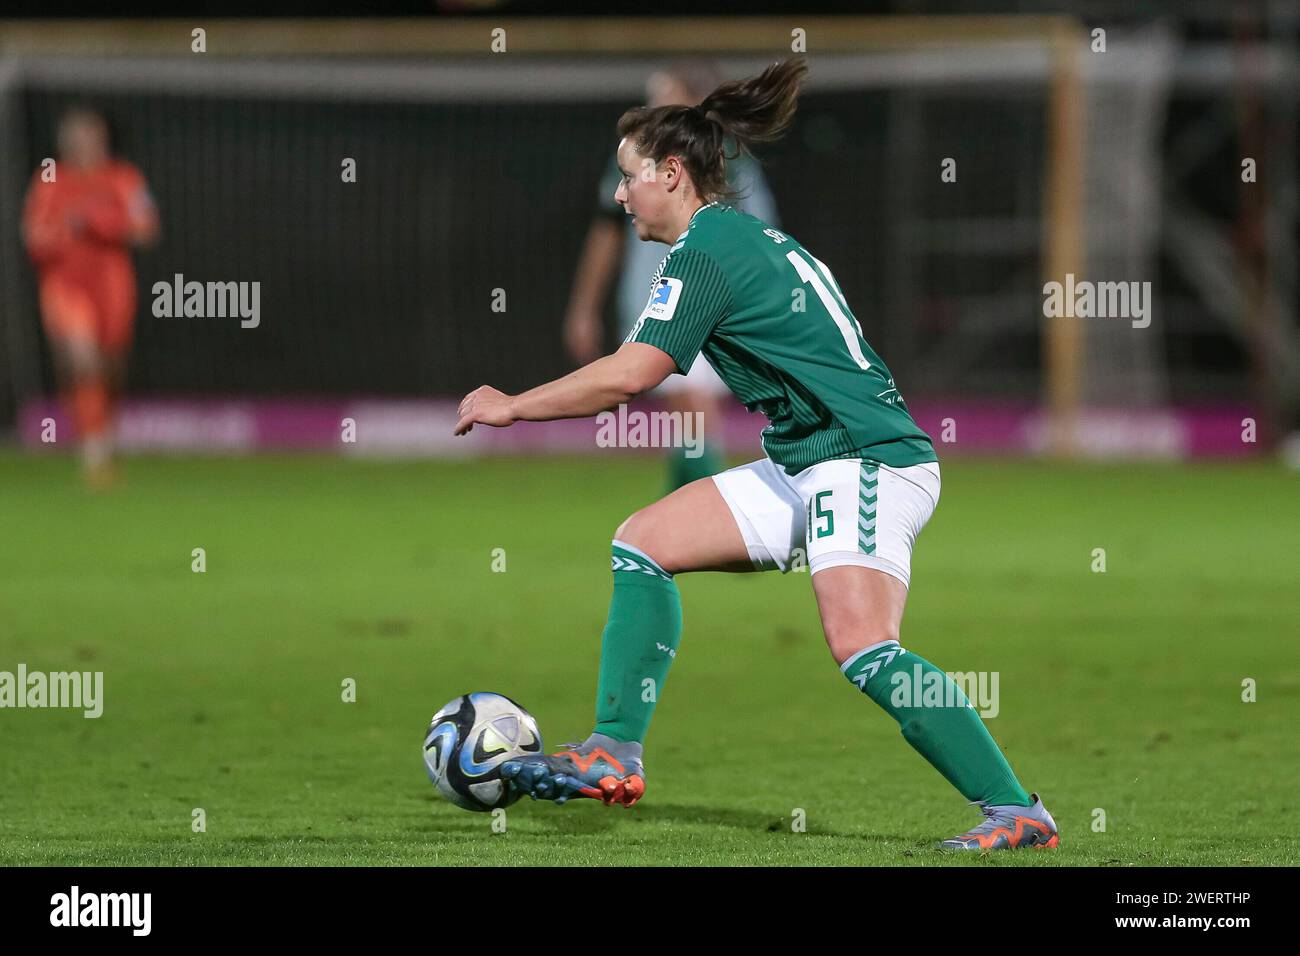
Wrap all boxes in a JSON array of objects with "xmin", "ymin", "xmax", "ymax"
[{"xmin": 422, "ymin": 692, "xmax": 543, "ymax": 811}]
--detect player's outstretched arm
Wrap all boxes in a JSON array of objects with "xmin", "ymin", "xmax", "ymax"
[{"xmin": 453, "ymin": 342, "xmax": 676, "ymax": 435}]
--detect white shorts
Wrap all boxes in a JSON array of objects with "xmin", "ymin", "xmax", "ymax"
[
  {"xmin": 656, "ymin": 353, "xmax": 729, "ymax": 397},
  {"xmin": 711, "ymin": 457, "xmax": 941, "ymax": 587}
]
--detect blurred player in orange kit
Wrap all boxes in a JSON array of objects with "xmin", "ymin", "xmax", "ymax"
[{"xmin": 22, "ymin": 107, "xmax": 159, "ymax": 488}]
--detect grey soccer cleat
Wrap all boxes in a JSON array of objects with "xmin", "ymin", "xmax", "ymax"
[
  {"xmin": 500, "ymin": 732, "xmax": 646, "ymax": 807},
  {"xmin": 938, "ymin": 792, "xmax": 1060, "ymax": 850}
]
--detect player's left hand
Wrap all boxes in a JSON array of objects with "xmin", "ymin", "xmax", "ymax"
[{"xmin": 454, "ymin": 385, "xmax": 517, "ymax": 435}]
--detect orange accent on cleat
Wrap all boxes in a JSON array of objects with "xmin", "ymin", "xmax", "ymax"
[
  {"xmin": 620, "ymin": 775, "xmax": 645, "ymax": 807},
  {"xmin": 965, "ymin": 816, "xmax": 1055, "ymax": 849},
  {"xmin": 597, "ymin": 775, "xmax": 621, "ymax": 805},
  {"xmin": 554, "ymin": 746, "xmax": 626, "ymax": 776},
  {"xmin": 591, "ymin": 774, "xmax": 646, "ymax": 807}
]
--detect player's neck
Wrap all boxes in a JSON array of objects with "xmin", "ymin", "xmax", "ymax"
[{"xmin": 664, "ymin": 197, "xmax": 709, "ymax": 242}]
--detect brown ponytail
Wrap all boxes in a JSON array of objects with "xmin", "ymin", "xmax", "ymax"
[{"xmin": 616, "ymin": 58, "xmax": 808, "ymax": 206}]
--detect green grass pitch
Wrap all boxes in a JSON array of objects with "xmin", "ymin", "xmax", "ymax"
[{"xmin": 0, "ymin": 451, "xmax": 1296, "ymax": 866}]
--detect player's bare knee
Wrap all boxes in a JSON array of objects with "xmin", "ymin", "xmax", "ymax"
[
  {"xmin": 615, "ymin": 511, "xmax": 646, "ymax": 543},
  {"xmin": 824, "ymin": 621, "xmax": 900, "ymax": 664},
  {"xmin": 614, "ymin": 509, "xmax": 670, "ymax": 567},
  {"xmin": 614, "ymin": 509, "xmax": 651, "ymax": 549}
]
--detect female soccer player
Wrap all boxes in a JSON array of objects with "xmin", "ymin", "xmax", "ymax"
[
  {"xmin": 23, "ymin": 107, "xmax": 159, "ymax": 488},
  {"xmin": 455, "ymin": 59, "xmax": 1057, "ymax": 850},
  {"xmin": 563, "ymin": 59, "xmax": 780, "ymax": 492}
]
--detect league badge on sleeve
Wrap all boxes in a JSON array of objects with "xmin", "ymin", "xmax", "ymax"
[{"xmin": 639, "ymin": 277, "xmax": 684, "ymax": 322}]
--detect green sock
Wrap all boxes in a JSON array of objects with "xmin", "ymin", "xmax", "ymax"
[
  {"xmin": 841, "ymin": 640, "xmax": 1032, "ymax": 807},
  {"xmin": 667, "ymin": 443, "xmax": 722, "ymax": 492},
  {"xmin": 592, "ymin": 541, "xmax": 682, "ymax": 744}
]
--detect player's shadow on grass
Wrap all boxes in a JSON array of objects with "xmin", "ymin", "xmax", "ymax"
[
  {"xmin": 524, "ymin": 800, "xmax": 911, "ymax": 844},
  {"xmin": 516, "ymin": 799, "xmax": 759, "ymax": 835},
  {"xmin": 420, "ymin": 795, "xmax": 917, "ymax": 845}
]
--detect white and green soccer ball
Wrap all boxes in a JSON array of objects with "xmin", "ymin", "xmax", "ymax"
[{"xmin": 422, "ymin": 692, "xmax": 543, "ymax": 811}]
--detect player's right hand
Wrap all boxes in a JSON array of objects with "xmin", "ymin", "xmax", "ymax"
[{"xmin": 454, "ymin": 385, "xmax": 517, "ymax": 436}]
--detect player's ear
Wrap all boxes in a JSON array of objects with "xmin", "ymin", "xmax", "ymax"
[{"xmin": 662, "ymin": 156, "xmax": 682, "ymax": 192}]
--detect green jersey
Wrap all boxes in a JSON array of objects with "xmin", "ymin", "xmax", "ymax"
[{"xmin": 625, "ymin": 203, "xmax": 936, "ymax": 475}]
